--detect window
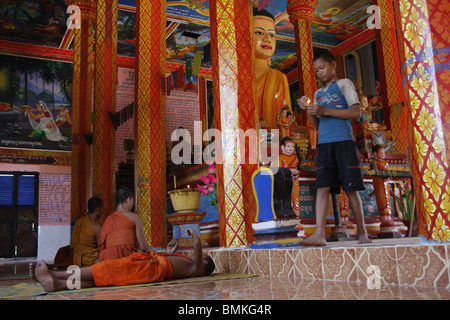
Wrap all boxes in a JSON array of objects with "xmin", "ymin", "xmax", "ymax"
[{"xmin": 0, "ymin": 172, "xmax": 38, "ymax": 258}]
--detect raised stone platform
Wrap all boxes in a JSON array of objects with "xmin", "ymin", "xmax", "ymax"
[{"xmin": 181, "ymin": 237, "xmax": 450, "ymax": 289}]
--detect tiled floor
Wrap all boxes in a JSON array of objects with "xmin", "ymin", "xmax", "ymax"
[
  {"xmin": 1, "ymin": 238, "xmax": 450, "ymax": 301},
  {"xmin": 2, "ymin": 272, "xmax": 450, "ymax": 301}
]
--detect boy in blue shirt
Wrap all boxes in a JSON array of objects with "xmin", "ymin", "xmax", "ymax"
[{"xmin": 298, "ymin": 51, "xmax": 371, "ymax": 246}]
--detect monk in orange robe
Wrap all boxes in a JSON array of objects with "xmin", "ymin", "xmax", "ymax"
[
  {"xmin": 98, "ymin": 186, "xmax": 154, "ymax": 261},
  {"xmin": 253, "ymin": 8, "xmax": 291, "ymax": 130},
  {"xmin": 70, "ymin": 197, "xmax": 103, "ymax": 267},
  {"xmin": 30, "ymin": 228, "xmax": 215, "ymax": 292},
  {"xmin": 275, "ymin": 137, "xmax": 300, "ymax": 216}
]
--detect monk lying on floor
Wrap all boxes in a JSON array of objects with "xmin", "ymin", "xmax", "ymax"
[{"xmin": 30, "ymin": 228, "xmax": 215, "ymax": 292}]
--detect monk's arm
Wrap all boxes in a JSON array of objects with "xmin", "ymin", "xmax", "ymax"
[
  {"xmin": 187, "ymin": 228, "xmax": 203, "ymax": 274},
  {"xmin": 92, "ymin": 224, "xmax": 101, "ymax": 246}
]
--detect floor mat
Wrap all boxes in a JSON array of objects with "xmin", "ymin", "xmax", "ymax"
[{"xmin": 0, "ymin": 273, "xmax": 260, "ymax": 299}]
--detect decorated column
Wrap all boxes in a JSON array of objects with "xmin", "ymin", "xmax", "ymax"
[
  {"xmin": 209, "ymin": 0, "xmax": 258, "ymax": 246},
  {"xmin": 394, "ymin": 0, "xmax": 450, "ymax": 242},
  {"xmin": 68, "ymin": 0, "xmax": 96, "ymax": 221},
  {"xmin": 287, "ymin": 0, "xmax": 318, "ymax": 149},
  {"xmin": 92, "ymin": 0, "xmax": 118, "ymax": 219},
  {"xmin": 372, "ymin": 0, "xmax": 408, "ymax": 154},
  {"xmin": 134, "ymin": 0, "xmax": 167, "ymax": 246}
]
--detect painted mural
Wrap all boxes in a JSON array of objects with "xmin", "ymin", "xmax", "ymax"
[
  {"xmin": 0, "ymin": 0, "xmax": 375, "ymax": 153},
  {"xmin": 1, "ymin": 0, "xmax": 373, "ymax": 73},
  {"xmin": 117, "ymin": 8, "xmax": 212, "ymax": 68},
  {"xmin": 0, "ymin": 54, "xmax": 72, "ymax": 151},
  {"xmin": 274, "ymin": 0, "xmax": 372, "ymax": 47},
  {"xmin": 0, "ymin": 0, "xmax": 68, "ymax": 48}
]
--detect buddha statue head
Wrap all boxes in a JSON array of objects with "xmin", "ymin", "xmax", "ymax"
[{"xmin": 253, "ymin": 8, "xmax": 276, "ymax": 65}]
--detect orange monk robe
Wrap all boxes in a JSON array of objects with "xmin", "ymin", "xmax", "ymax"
[
  {"xmin": 98, "ymin": 211, "xmax": 138, "ymax": 262},
  {"xmin": 70, "ymin": 215, "xmax": 99, "ymax": 267},
  {"xmin": 256, "ymin": 68, "xmax": 292, "ymax": 130},
  {"xmin": 277, "ymin": 153, "xmax": 300, "ymax": 216},
  {"xmin": 91, "ymin": 251, "xmax": 192, "ymax": 287}
]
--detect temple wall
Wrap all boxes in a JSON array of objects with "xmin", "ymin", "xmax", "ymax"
[
  {"xmin": 115, "ymin": 67, "xmax": 200, "ymax": 166},
  {"xmin": 0, "ymin": 163, "xmax": 71, "ymax": 261}
]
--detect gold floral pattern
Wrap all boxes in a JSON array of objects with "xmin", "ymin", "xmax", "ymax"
[
  {"xmin": 416, "ymin": 107, "xmax": 437, "ymax": 142},
  {"xmin": 414, "ymin": 129, "xmax": 428, "ymax": 169},
  {"xmin": 441, "ymin": 184, "xmax": 450, "ymax": 213},
  {"xmin": 423, "ymin": 154, "xmax": 446, "ymax": 199},
  {"xmin": 432, "ymin": 213, "xmax": 450, "ymax": 242},
  {"xmin": 404, "ymin": 7, "xmax": 426, "ymax": 51},
  {"xmin": 422, "ymin": 188, "xmax": 435, "ymax": 227},
  {"xmin": 397, "ymin": 0, "xmax": 450, "ymax": 242}
]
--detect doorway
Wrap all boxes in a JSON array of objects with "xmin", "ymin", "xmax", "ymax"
[{"xmin": 0, "ymin": 172, "xmax": 39, "ymax": 258}]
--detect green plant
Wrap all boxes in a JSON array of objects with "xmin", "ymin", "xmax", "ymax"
[{"xmin": 391, "ymin": 179, "xmax": 414, "ymax": 221}]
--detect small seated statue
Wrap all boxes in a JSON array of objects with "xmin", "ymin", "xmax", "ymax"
[
  {"xmin": 274, "ymin": 137, "xmax": 300, "ymax": 217},
  {"xmin": 372, "ymin": 144, "xmax": 400, "ymax": 236}
]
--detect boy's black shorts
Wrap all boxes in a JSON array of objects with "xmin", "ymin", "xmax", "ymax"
[{"xmin": 315, "ymin": 140, "xmax": 365, "ymax": 194}]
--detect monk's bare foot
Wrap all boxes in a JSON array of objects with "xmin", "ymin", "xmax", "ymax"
[
  {"xmin": 298, "ymin": 234, "xmax": 327, "ymax": 247},
  {"xmin": 357, "ymin": 233, "xmax": 372, "ymax": 244},
  {"xmin": 35, "ymin": 261, "xmax": 56, "ymax": 292},
  {"xmin": 29, "ymin": 263, "xmax": 37, "ymax": 281}
]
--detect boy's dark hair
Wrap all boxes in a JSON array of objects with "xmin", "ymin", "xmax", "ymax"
[
  {"xmin": 253, "ymin": 7, "xmax": 275, "ymax": 21},
  {"xmin": 372, "ymin": 144, "xmax": 383, "ymax": 154},
  {"xmin": 204, "ymin": 255, "xmax": 215, "ymax": 276},
  {"xmin": 280, "ymin": 136, "xmax": 293, "ymax": 147},
  {"xmin": 87, "ymin": 197, "xmax": 103, "ymax": 213},
  {"xmin": 313, "ymin": 50, "xmax": 336, "ymax": 63},
  {"xmin": 115, "ymin": 186, "xmax": 134, "ymax": 205}
]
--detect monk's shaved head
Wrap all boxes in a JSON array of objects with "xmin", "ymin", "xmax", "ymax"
[{"xmin": 115, "ymin": 186, "xmax": 134, "ymax": 205}]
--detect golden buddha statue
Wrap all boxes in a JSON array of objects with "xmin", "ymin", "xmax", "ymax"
[
  {"xmin": 276, "ymin": 106, "xmax": 291, "ymax": 139},
  {"xmin": 253, "ymin": 8, "xmax": 291, "ymax": 130}
]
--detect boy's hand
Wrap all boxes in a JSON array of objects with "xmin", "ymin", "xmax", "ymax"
[
  {"xmin": 298, "ymin": 96, "xmax": 311, "ymax": 110},
  {"xmin": 307, "ymin": 104, "xmax": 326, "ymax": 116}
]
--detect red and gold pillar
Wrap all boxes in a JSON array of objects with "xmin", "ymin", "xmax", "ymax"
[
  {"xmin": 68, "ymin": 0, "xmax": 96, "ymax": 221},
  {"xmin": 92, "ymin": 0, "xmax": 118, "ymax": 219},
  {"xmin": 372, "ymin": 0, "xmax": 408, "ymax": 154},
  {"xmin": 287, "ymin": 0, "xmax": 318, "ymax": 149},
  {"xmin": 210, "ymin": 0, "xmax": 258, "ymax": 246},
  {"xmin": 134, "ymin": 0, "xmax": 167, "ymax": 246},
  {"xmin": 394, "ymin": 0, "xmax": 450, "ymax": 242}
]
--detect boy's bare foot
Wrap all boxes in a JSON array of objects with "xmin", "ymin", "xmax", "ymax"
[
  {"xmin": 298, "ymin": 234, "xmax": 327, "ymax": 247},
  {"xmin": 34, "ymin": 261, "xmax": 56, "ymax": 292},
  {"xmin": 357, "ymin": 233, "xmax": 372, "ymax": 244}
]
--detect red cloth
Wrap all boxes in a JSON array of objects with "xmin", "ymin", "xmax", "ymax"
[{"xmin": 98, "ymin": 211, "xmax": 138, "ymax": 261}]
